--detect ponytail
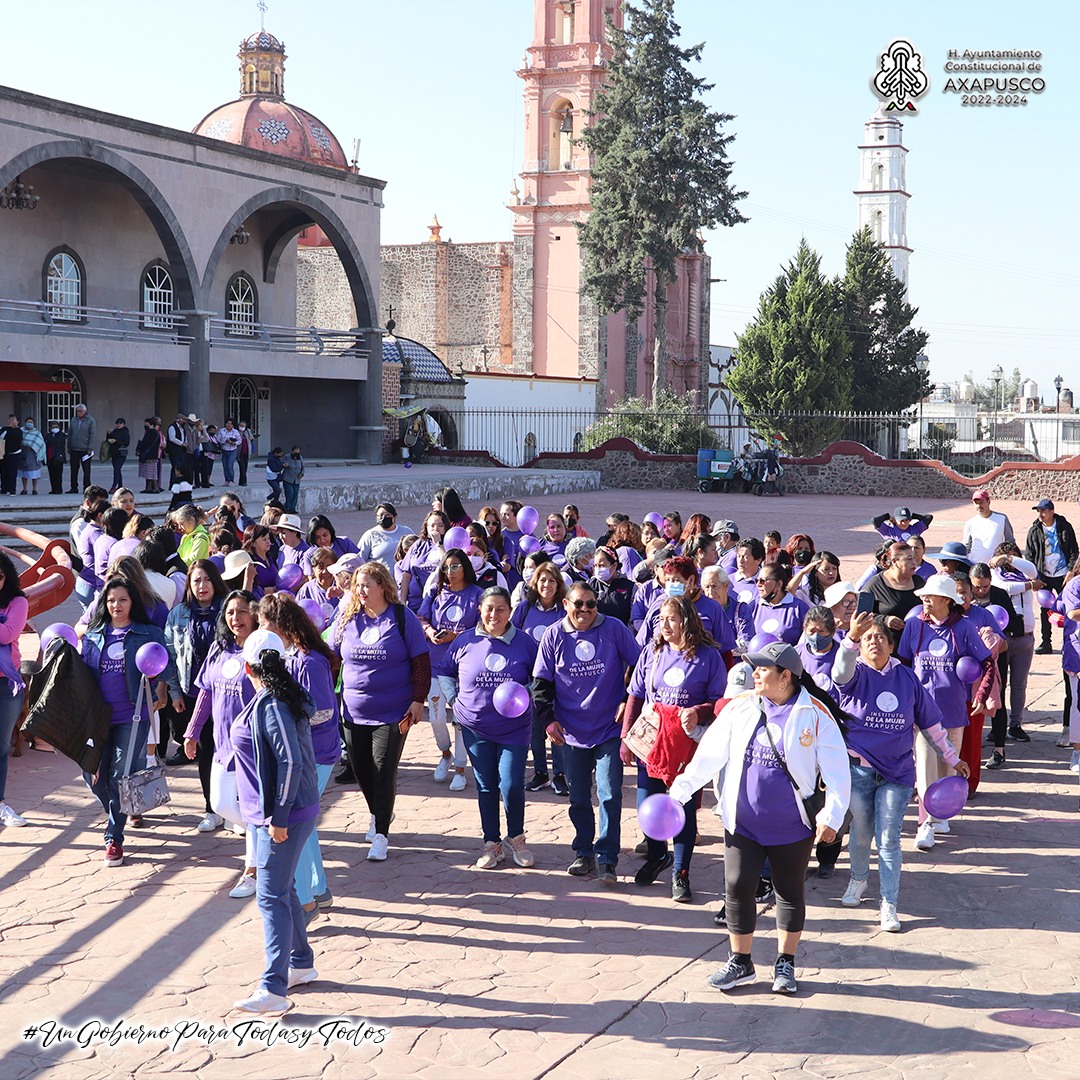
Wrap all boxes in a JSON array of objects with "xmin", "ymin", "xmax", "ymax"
[
  {"xmin": 797, "ymin": 671, "xmax": 850, "ymax": 740},
  {"xmin": 249, "ymin": 648, "xmax": 311, "ymax": 720}
]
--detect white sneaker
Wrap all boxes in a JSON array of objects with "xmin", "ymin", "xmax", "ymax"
[
  {"xmin": 227, "ymin": 821, "xmax": 246, "ymax": 836},
  {"xmin": 931, "ymin": 818, "xmax": 951, "ymax": 834},
  {"xmin": 506, "ymin": 833, "xmax": 535, "ymax": 868},
  {"xmin": 197, "ymin": 812, "xmax": 224, "ymax": 833},
  {"xmin": 233, "ymin": 988, "xmax": 290, "ymax": 1014},
  {"xmin": 0, "ymin": 802, "xmax": 27, "ymax": 827},
  {"xmin": 841, "ymin": 878, "xmax": 868, "ymax": 906},
  {"xmin": 880, "ymin": 901, "xmax": 902, "ymax": 932},
  {"xmin": 1057, "ymin": 728, "xmax": 1072, "ymax": 748},
  {"xmin": 449, "ymin": 771, "xmax": 467, "ymax": 792},
  {"xmin": 476, "ymin": 841, "xmax": 505, "ymax": 869},
  {"xmin": 1069, "ymin": 751, "xmax": 1080, "ymax": 775},
  {"xmin": 433, "ymin": 756, "xmax": 451, "ymax": 782},
  {"xmin": 367, "ymin": 833, "xmax": 389, "ymax": 861},
  {"xmin": 915, "ymin": 822, "xmax": 936, "ymax": 851},
  {"xmin": 287, "ymin": 966, "xmax": 318, "ymax": 989},
  {"xmin": 229, "ymin": 873, "xmax": 257, "ymax": 898},
  {"xmin": 365, "ymin": 812, "xmax": 395, "ymax": 842}
]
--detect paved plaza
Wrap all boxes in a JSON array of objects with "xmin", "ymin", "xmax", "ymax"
[{"xmin": 2, "ymin": 489, "xmax": 1078, "ymax": 1078}]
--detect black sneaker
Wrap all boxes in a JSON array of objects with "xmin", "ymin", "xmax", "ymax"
[
  {"xmin": 985, "ymin": 749, "xmax": 1006, "ymax": 769},
  {"xmin": 706, "ymin": 954, "xmax": 756, "ymax": 991},
  {"xmin": 772, "ymin": 957, "xmax": 798, "ymax": 994},
  {"xmin": 817, "ymin": 864, "xmax": 836, "ymax": 879},
  {"xmin": 597, "ymin": 863, "xmax": 618, "ymax": 887},
  {"xmin": 1008, "ymin": 726, "xmax": 1031, "ymax": 743},
  {"xmin": 551, "ymin": 773, "xmax": 570, "ymax": 796},
  {"xmin": 634, "ymin": 851, "xmax": 674, "ymax": 885},
  {"xmin": 567, "ymin": 855, "xmax": 596, "ymax": 877},
  {"xmin": 1035, "ymin": 643, "xmax": 1053, "ymax": 655},
  {"xmin": 713, "ymin": 904, "xmax": 727, "ymax": 927},
  {"xmin": 756, "ymin": 877, "xmax": 775, "ymax": 904},
  {"xmin": 634, "ymin": 838, "xmax": 649, "ymax": 855},
  {"xmin": 524, "ymin": 770, "xmax": 551, "ymax": 792},
  {"xmin": 334, "ymin": 763, "xmax": 356, "ymax": 785},
  {"xmin": 164, "ymin": 751, "xmax": 188, "ymax": 766},
  {"xmin": 672, "ymin": 869, "xmax": 692, "ymax": 903}
]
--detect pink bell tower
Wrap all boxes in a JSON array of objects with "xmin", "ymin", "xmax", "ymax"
[{"xmin": 509, "ymin": 0, "xmax": 709, "ymax": 406}]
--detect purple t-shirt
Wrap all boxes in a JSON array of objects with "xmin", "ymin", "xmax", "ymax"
[
  {"xmin": 738, "ymin": 594, "xmax": 810, "ymax": 646},
  {"xmin": 898, "ymin": 614, "xmax": 991, "ymax": 726},
  {"xmin": 533, "ymin": 615, "xmax": 641, "ymax": 748},
  {"xmin": 1061, "ymin": 576, "xmax": 1080, "ymax": 673},
  {"xmin": 418, "ymin": 583, "xmax": 484, "ymax": 675},
  {"xmin": 510, "ymin": 600, "xmax": 563, "ymax": 643},
  {"xmin": 195, "ymin": 643, "xmax": 254, "ymax": 765},
  {"xmin": 449, "ymin": 629, "xmax": 539, "ymax": 744},
  {"xmin": 301, "ymin": 535, "xmax": 358, "ymax": 578},
  {"xmin": 93, "ymin": 533, "xmax": 118, "ymax": 586},
  {"xmin": 630, "ymin": 579, "xmax": 664, "ymax": 630},
  {"xmin": 836, "ymin": 657, "xmax": 944, "ymax": 786},
  {"xmin": 616, "ymin": 546, "xmax": 643, "ymax": 580},
  {"xmin": 250, "ymin": 557, "xmax": 278, "ymax": 592},
  {"xmin": 109, "ymin": 537, "xmax": 142, "ymax": 562},
  {"xmin": 877, "ymin": 519, "xmax": 929, "ymax": 543},
  {"xmin": 628, "ymin": 642, "xmax": 728, "ymax": 708},
  {"xmin": 337, "ymin": 606, "xmax": 429, "ymax": 726},
  {"xmin": 540, "ymin": 537, "xmax": 568, "ymax": 567},
  {"xmin": 735, "ymin": 698, "xmax": 812, "ymax": 846},
  {"xmin": 285, "ymin": 649, "xmax": 340, "ymax": 765},
  {"xmin": 278, "ymin": 540, "xmax": 310, "ymax": 570},
  {"xmin": 719, "ymin": 547, "xmax": 739, "ymax": 576},
  {"xmin": 399, "ymin": 539, "xmax": 443, "ymax": 612},
  {"xmin": 296, "ymin": 579, "xmax": 340, "ymax": 624},
  {"xmin": 98, "ymin": 627, "xmax": 148, "ymax": 725},
  {"xmin": 637, "ymin": 593, "xmax": 734, "ymax": 651},
  {"xmin": 730, "ymin": 572, "xmax": 759, "ymax": 608},
  {"xmin": 795, "ymin": 643, "xmax": 839, "ymax": 695}
]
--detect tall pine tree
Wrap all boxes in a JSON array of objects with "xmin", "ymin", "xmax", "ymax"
[
  {"xmin": 725, "ymin": 240, "xmax": 852, "ymax": 454},
  {"xmin": 840, "ymin": 227, "xmax": 930, "ymax": 412},
  {"xmin": 578, "ymin": 0, "xmax": 747, "ymax": 403}
]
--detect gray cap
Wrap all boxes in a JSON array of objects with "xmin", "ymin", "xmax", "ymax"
[
  {"xmin": 745, "ymin": 640, "xmax": 804, "ymax": 677},
  {"xmin": 712, "ymin": 519, "xmax": 739, "ymax": 538}
]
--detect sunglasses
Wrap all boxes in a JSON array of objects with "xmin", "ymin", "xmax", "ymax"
[
  {"xmin": 570, "ymin": 599, "xmax": 598, "ymax": 609},
  {"xmin": 447, "ymin": 562, "xmax": 463, "ymax": 571},
  {"xmin": 483, "ymin": 519, "xmax": 498, "ymax": 526},
  {"xmin": 757, "ymin": 579, "xmax": 779, "ymax": 587}
]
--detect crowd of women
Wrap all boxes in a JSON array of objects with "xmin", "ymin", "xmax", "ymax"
[{"xmin": 1, "ymin": 488, "xmax": 1077, "ymax": 1011}]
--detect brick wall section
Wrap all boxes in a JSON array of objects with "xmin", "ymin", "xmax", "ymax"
[{"xmin": 430, "ymin": 439, "xmax": 1080, "ymax": 497}]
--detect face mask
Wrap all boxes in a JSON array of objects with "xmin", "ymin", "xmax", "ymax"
[
  {"xmin": 565, "ymin": 516, "xmax": 578, "ymax": 529},
  {"xmin": 794, "ymin": 549, "xmax": 813, "ymax": 566},
  {"xmin": 50, "ymin": 427, "xmax": 60, "ymax": 434},
  {"xmin": 239, "ymin": 425, "xmax": 246, "ymax": 431},
  {"xmin": 582, "ymin": 560, "xmax": 593, "ymax": 572},
  {"xmin": 807, "ymin": 632, "xmax": 833, "ymax": 653},
  {"xmin": 25, "ymin": 422, "xmax": 34, "ymax": 429},
  {"xmin": 596, "ymin": 565, "xmax": 613, "ymax": 582},
  {"xmin": 292, "ymin": 452, "xmax": 301, "ymax": 459},
  {"xmin": 379, "ymin": 515, "xmax": 394, "ymax": 530},
  {"xmin": 469, "ymin": 555, "xmax": 485, "ymax": 573},
  {"xmin": 666, "ymin": 581, "xmax": 686, "ymax": 598}
]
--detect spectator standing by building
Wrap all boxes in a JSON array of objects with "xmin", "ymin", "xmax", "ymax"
[
  {"xmin": 1, "ymin": 415, "xmax": 24, "ymax": 496},
  {"xmin": 280, "ymin": 446, "xmax": 304, "ymax": 513},
  {"xmin": 19, "ymin": 418, "xmax": 46, "ymax": 496},
  {"xmin": 66, "ymin": 402, "xmax": 96, "ymax": 493},
  {"xmin": 136, "ymin": 418, "xmax": 163, "ymax": 494},
  {"xmin": 1024, "ymin": 499, "xmax": 1078, "ymax": 654},
  {"xmin": 217, "ymin": 419, "xmax": 243, "ymax": 485},
  {"xmin": 166, "ymin": 413, "xmax": 187, "ymax": 487},
  {"xmin": 44, "ymin": 419, "xmax": 67, "ymax": 494},
  {"xmin": 265, "ymin": 447, "xmax": 285, "ymax": 503},
  {"xmin": 237, "ymin": 421, "xmax": 254, "ymax": 486},
  {"xmin": 963, "ymin": 489, "xmax": 1015, "ymax": 564},
  {"xmin": 105, "ymin": 418, "xmax": 130, "ymax": 493}
]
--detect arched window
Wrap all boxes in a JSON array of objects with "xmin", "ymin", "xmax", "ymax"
[
  {"xmin": 43, "ymin": 247, "xmax": 85, "ymax": 323},
  {"xmin": 141, "ymin": 261, "xmax": 174, "ymax": 330},
  {"xmin": 226, "ymin": 272, "xmax": 258, "ymax": 336},
  {"xmin": 548, "ymin": 98, "xmax": 575, "ymax": 171},
  {"xmin": 46, "ymin": 367, "xmax": 83, "ymax": 428},
  {"xmin": 227, "ymin": 376, "xmax": 258, "ymax": 434}
]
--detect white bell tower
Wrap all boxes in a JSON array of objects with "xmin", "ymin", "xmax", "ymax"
[{"xmin": 854, "ymin": 104, "xmax": 911, "ymax": 293}]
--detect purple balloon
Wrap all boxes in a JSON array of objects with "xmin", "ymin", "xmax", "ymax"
[
  {"xmin": 644, "ymin": 512, "xmax": 664, "ymax": 530},
  {"xmin": 136, "ymin": 641, "xmax": 169, "ymax": 678},
  {"xmin": 516, "ymin": 506, "xmax": 539, "ymax": 536},
  {"xmin": 747, "ymin": 632, "xmax": 778, "ymax": 653},
  {"xmin": 639, "ymin": 793, "xmax": 686, "ymax": 841},
  {"xmin": 299, "ymin": 598, "xmax": 326, "ymax": 631},
  {"xmin": 277, "ymin": 563, "xmax": 304, "ymax": 592},
  {"xmin": 492, "ymin": 680, "xmax": 530, "ymax": 718},
  {"xmin": 40, "ymin": 622, "xmax": 79, "ymax": 653},
  {"xmin": 518, "ymin": 534, "xmax": 540, "ymax": 555},
  {"xmin": 923, "ymin": 774, "xmax": 968, "ymax": 820},
  {"xmin": 444, "ymin": 526, "xmax": 471, "ymax": 551},
  {"xmin": 905, "ymin": 604, "xmax": 924, "ymax": 621},
  {"xmin": 986, "ymin": 604, "xmax": 1010, "ymax": 632},
  {"xmin": 170, "ymin": 570, "xmax": 188, "ymax": 595},
  {"xmin": 1036, "ymin": 589, "xmax": 1056, "ymax": 609},
  {"xmin": 404, "ymin": 461, "xmax": 413, "ymax": 469},
  {"xmin": 955, "ymin": 656, "xmax": 982, "ymax": 684}
]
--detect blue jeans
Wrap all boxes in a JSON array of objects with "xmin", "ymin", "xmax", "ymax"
[
  {"xmin": 82, "ymin": 718, "xmax": 149, "ymax": 847},
  {"xmin": 111, "ymin": 451, "xmax": 127, "ymax": 490},
  {"xmin": 530, "ymin": 706, "xmax": 564, "ymax": 776},
  {"xmin": 460, "ymin": 727, "xmax": 527, "ymax": 842},
  {"xmin": 562, "ymin": 735, "xmax": 623, "ymax": 866},
  {"xmin": 847, "ymin": 761, "xmax": 913, "ymax": 905},
  {"xmin": 283, "ymin": 481, "xmax": 299, "ymax": 513},
  {"xmin": 255, "ymin": 815, "xmax": 317, "ymax": 997},
  {"xmin": 0, "ymin": 688, "xmax": 25, "ymax": 801},
  {"xmin": 639, "ymin": 769, "xmax": 698, "ymax": 872},
  {"xmin": 267, "ymin": 477, "xmax": 282, "ymax": 501},
  {"xmin": 74, "ymin": 576, "xmax": 96, "ymax": 613},
  {"xmin": 220, "ymin": 449, "xmax": 238, "ymax": 484},
  {"xmin": 294, "ymin": 763, "xmax": 332, "ymax": 905}
]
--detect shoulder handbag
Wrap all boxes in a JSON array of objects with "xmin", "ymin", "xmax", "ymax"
[
  {"xmin": 99, "ymin": 439, "xmax": 112, "ymax": 461},
  {"xmin": 118, "ymin": 676, "xmax": 171, "ymax": 816},
  {"xmin": 759, "ymin": 713, "xmax": 826, "ymax": 823},
  {"xmin": 624, "ymin": 705, "xmax": 660, "ymax": 761}
]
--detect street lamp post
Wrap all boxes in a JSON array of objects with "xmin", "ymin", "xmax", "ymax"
[
  {"xmin": 915, "ymin": 353, "xmax": 930, "ymax": 456},
  {"xmin": 991, "ymin": 364, "xmax": 1003, "ymax": 468},
  {"xmin": 1054, "ymin": 374, "xmax": 1063, "ymax": 461}
]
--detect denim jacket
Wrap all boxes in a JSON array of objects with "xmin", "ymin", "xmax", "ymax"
[
  {"xmin": 82, "ymin": 622, "xmax": 176, "ymax": 710},
  {"xmin": 164, "ymin": 600, "xmax": 220, "ymax": 698}
]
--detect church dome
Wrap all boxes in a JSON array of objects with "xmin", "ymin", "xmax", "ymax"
[{"xmin": 192, "ymin": 28, "xmax": 349, "ymax": 170}]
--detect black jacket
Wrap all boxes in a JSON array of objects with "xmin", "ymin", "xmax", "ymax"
[{"xmin": 1024, "ymin": 514, "xmax": 1078, "ymax": 577}]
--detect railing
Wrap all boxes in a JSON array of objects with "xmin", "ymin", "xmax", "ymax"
[
  {"xmin": 0, "ymin": 297, "xmax": 192, "ymax": 345},
  {"xmin": 0, "ymin": 524, "xmax": 76, "ymax": 619},
  {"xmin": 207, "ymin": 319, "xmax": 370, "ymax": 357}
]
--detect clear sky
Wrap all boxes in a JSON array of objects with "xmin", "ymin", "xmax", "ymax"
[{"xmin": 3, "ymin": 0, "xmax": 1076, "ymax": 400}]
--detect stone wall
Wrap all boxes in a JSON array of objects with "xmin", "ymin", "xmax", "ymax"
[
  {"xmin": 296, "ymin": 246, "xmax": 356, "ymax": 330},
  {"xmin": 380, "ymin": 244, "xmax": 439, "ymax": 344}
]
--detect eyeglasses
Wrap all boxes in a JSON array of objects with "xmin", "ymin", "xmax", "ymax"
[
  {"xmin": 757, "ymin": 579, "xmax": 778, "ymax": 587},
  {"xmin": 447, "ymin": 562, "xmax": 463, "ymax": 570},
  {"xmin": 570, "ymin": 599, "xmax": 597, "ymax": 609},
  {"xmin": 483, "ymin": 519, "xmax": 498, "ymax": 526}
]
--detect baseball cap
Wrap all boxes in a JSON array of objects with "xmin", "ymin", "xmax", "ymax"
[
  {"xmin": 328, "ymin": 553, "xmax": 364, "ymax": 576},
  {"xmin": 1033, "ymin": 498, "xmax": 1054, "ymax": 511},
  {"xmin": 893, "ymin": 506, "xmax": 911, "ymax": 521},
  {"xmin": 971, "ymin": 489, "xmax": 990, "ymax": 502},
  {"xmin": 711, "ymin": 519, "xmax": 739, "ymax": 538},
  {"xmin": 241, "ymin": 628, "xmax": 285, "ymax": 666},
  {"xmin": 745, "ymin": 640, "xmax": 804, "ymax": 678}
]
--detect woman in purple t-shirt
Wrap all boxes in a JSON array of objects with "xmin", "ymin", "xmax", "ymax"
[
  {"xmin": 243, "ymin": 525, "xmax": 279, "ymax": 595},
  {"xmin": 622, "ymin": 597, "xmax": 728, "ymax": 903},
  {"xmin": 397, "ymin": 510, "xmax": 448, "ymax": 613},
  {"xmin": 418, "ymin": 549, "xmax": 484, "ymax": 791},
  {"xmin": 447, "ymin": 587, "xmax": 540, "ymax": 870}
]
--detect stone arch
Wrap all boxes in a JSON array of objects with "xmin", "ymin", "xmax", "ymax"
[
  {"xmin": 0, "ymin": 139, "xmax": 200, "ymax": 309},
  {"xmin": 203, "ymin": 186, "xmax": 376, "ymax": 330}
]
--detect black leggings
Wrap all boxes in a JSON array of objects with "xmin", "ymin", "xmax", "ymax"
[
  {"xmin": 724, "ymin": 829, "xmax": 814, "ymax": 936},
  {"xmin": 342, "ymin": 721, "xmax": 409, "ymax": 836}
]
